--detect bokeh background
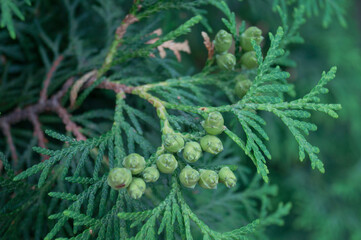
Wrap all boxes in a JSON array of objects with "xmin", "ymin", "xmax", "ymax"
[{"xmin": 184, "ymin": 1, "xmax": 361, "ymax": 239}]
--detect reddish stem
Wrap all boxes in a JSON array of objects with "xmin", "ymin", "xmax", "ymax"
[
  {"xmin": 29, "ymin": 113, "xmax": 48, "ymax": 161},
  {"xmin": 39, "ymin": 55, "xmax": 64, "ymax": 103},
  {"xmin": 0, "ymin": 122, "xmax": 18, "ymax": 164}
]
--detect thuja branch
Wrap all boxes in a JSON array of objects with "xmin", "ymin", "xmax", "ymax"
[
  {"xmin": 122, "ymin": 66, "xmax": 340, "ymax": 182},
  {"xmin": 98, "ymin": 14, "xmax": 139, "ymax": 77},
  {"xmin": 128, "ymin": 74, "xmax": 227, "ymax": 116},
  {"xmin": 0, "ymin": 3, "xmax": 142, "ymax": 165},
  {"xmin": 0, "ymin": 122, "xmax": 17, "ymax": 163},
  {"xmin": 0, "ymin": 77, "xmax": 86, "ymax": 166},
  {"xmin": 131, "ymin": 89, "xmax": 173, "ymax": 135},
  {"xmin": 39, "ymin": 55, "xmax": 64, "ymax": 103}
]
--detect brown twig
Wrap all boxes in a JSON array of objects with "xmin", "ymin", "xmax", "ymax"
[
  {"xmin": 201, "ymin": 32, "xmax": 214, "ymax": 60},
  {"xmin": 98, "ymin": 14, "xmax": 139, "ymax": 77},
  {"xmin": 39, "ymin": 55, "xmax": 64, "ymax": 103},
  {"xmin": 116, "ymin": 14, "xmax": 139, "ymax": 41},
  {"xmin": 53, "ymin": 102, "xmax": 86, "ymax": 141},
  {"xmin": 70, "ymin": 70, "xmax": 98, "ymax": 108},
  {"xmin": 147, "ymin": 29, "xmax": 191, "ymax": 62},
  {"xmin": 70, "ymin": 13, "xmax": 140, "ymax": 105},
  {"xmin": 0, "ymin": 122, "xmax": 18, "ymax": 164},
  {"xmin": 0, "ymin": 77, "xmax": 87, "ymax": 167},
  {"xmin": 0, "ymin": 78, "xmax": 74, "ymax": 126},
  {"xmin": 97, "ymin": 81, "xmax": 134, "ymax": 94},
  {"xmin": 29, "ymin": 113, "xmax": 48, "ymax": 161},
  {"xmin": 0, "ymin": 10, "xmax": 139, "ymax": 168},
  {"xmin": 29, "ymin": 113, "xmax": 47, "ymax": 150}
]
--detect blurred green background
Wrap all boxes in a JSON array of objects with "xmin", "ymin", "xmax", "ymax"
[{"xmin": 183, "ymin": 1, "xmax": 361, "ymax": 239}]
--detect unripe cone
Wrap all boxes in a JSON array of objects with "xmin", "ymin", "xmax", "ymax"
[
  {"xmin": 143, "ymin": 166, "xmax": 160, "ymax": 183},
  {"xmin": 183, "ymin": 141, "xmax": 202, "ymax": 163},
  {"xmin": 123, "ymin": 153, "xmax": 146, "ymax": 175},
  {"xmin": 198, "ymin": 169, "xmax": 219, "ymax": 189},
  {"xmin": 200, "ymin": 135, "xmax": 223, "ymax": 154},
  {"xmin": 241, "ymin": 26, "xmax": 264, "ymax": 51},
  {"xmin": 163, "ymin": 133, "xmax": 184, "ymax": 153},
  {"xmin": 156, "ymin": 154, "xmax": 178, "ymax": 174},
  {"xmin": 107, "ymin": 168, "xmax": 132, "ymax": 190},
  {"xmin": 127, "ymin": 178, "xmax": 146, "ymax": 199},
  {"xmin": 235, "ymin": 79, "xmax": 252, "ymax": 98},
  {"xmin": 179, "ymin": 166, "xmax": 200, "ymax": 188},
  {"xmin": 241, "ymin": 51, "xmax": 258, "ymax": 69},
  {"xmin": 218, "ymin": 167, "xmax": 237, "ymax": 188},
  {"xmin": 214, "ymin": 29, "xmax": 233, "ymax": 53},
  {"xmin": 203, "ymin": 111, "xmax": 224, "ymax": 135},
  {"xmin": 234, "ymin": 73, "xmax": 248, "ymax": 82},
  {"xmin": 216, "ymin": 53, "xmax": 236, "ymax": 71}
]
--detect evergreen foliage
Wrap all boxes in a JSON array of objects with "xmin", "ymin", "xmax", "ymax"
[
  {"xmin": 0, "ymin": 0, "xmax": 31, "ymax": 38},
  {"xmin": 272, "ymin": 0, "xmax": 347, "ymax": 27},
  {"xmin": 0, "ymin": 0, "xmax": 355, "ymax": 239}
]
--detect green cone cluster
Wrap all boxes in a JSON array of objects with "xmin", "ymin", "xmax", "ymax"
[
  {"xmin": 216, "ymin": 53, "xmax": 236, "ymax": 71},
  {"xmin": 214, "ymin": 29, "xmax": 233, "ymax": 53},
  {"xmin": 108, "ymin": 111, "xmax": 238, "ymax": 198},
  {"xmin": 107, "ymin": 166, "xmax": 146, "ymax": 199},
  {"xmin": 179, "ymin": 165, "xmax": 200, "ymax": 188},
  {"xmin": 218, "ymin": 166, "xmax": 237, "ymax": 188},
  {"xmin": 156, "ymin": 154, "xmax": 178, "ymax": 174},
  {"xmin": 178, "ymin": 112, "xmax": 237, "ymax": 190},
  {"xmin": 234, "ymin": 74, "xmax": 252, "ymax": 99},
  {"xmin": 200, "ymin": 112, "xmax": 224, "ymax": 154},
  {"xmin": 127, "ymin": 178, "xmax": 146, "ymax": 199},
  {"xmin": 200, "ymin": 135, "xmax": 223, "ymax": 154},
  {"xmin": 123, "ymin": 153, "xmax": 145, "ymax": 174},
  {"xmin": 240, "ymin": 51, "xmax": 258, "ymax": 69},
  {"xmin": 240, "ymin": 26, "xmax": 263, "ymax": 69},
  {"xmin": 107, "ymin": 168, "xmax": 132, "ymax": 190},
  {"xmin": 183, "ymin": 141, "xmax": 202, "ymax": 163},
  {"xmin": 240, "ymin": 26, "xmax": 264, "ymax": 51},
  {"xmin": 203, "ymin": 111, "xmax": 224, "ymax": 135},
  {"xmin": 199, "ymin": 169, "xmax": 219, "ymax": 189},
  {"xmin": 178, "ymin": 165, "xmax": 237, "ymax": 190},
  {"xmin": 107, "ymin": 153, "xmax": 159, "ymax": 199},
  {"xmin": 213, "ymin": 27, "xmax": 263, "ymax": 71},
  {"xmin": 214, "ymin": 30, "xmax": 236, "ymax": 71},
  {"xmin": 163, "ymin": 133, "xmax": 184, "ymax": 153},
  {"xmin": 143, "ymin": 165, "xmax": 160, "ymax": 183},
  {"xmin": 181, "ymin": 112, "xmax": 224, "ymax": 163},
  {"xmin": 107, "ymin": 146, "xmax": 180, "ymax": 199},
  {"xmin": 196, "ymin": 167, "xmax": 237, "ymax": 190}
]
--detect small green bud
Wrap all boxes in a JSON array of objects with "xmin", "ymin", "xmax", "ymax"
[
  {"xmin": 240, "ymin": 51, "xmax": 258, "ymax": 69},
  {"xmin": 203, "ymin": 111, "xmax": 224, "ymax": 135},
  {"xmin": 216, "ymin": 53, "xmax": 236, "ymax": 71},
  {"xmin": 235, "ymin": 79, "xmax": 252, "ymax": 98},
  {"xmin": 198, "ymin": 169, "xmax": 219, "ymax": 189},
  {"xmin": 234, "ymin": 73, "xmax": 248, "ymax": 82},
  {"xmin": 183, "ymin": 141, "xmax": 202, "ymax": 163},
  {"xmin": 163, "ymin": 133, "xmax": 184, "ymax": 153},
  {"xmin": 179, "ymin": 165, "xmax": 200, "ymax": 188},
  {"xmin": 107, "ymin": 168, "xmax": 132, "ymax": 190},
  {"xmin": 218, "ymin": 167, "xmax": 237, "ymax": 188},
  {"xmin": 127, "ymin": 178, "xmax": 146, "ymax": 199},
  {"xmin": 241, "ymin": 26, "xmax": 264, "ymax": 51},
  {"xmin": 200, "ymin": 135, "xmax": 223, "ymax": 154},
  {"xmin": 156, "ymin": 154, "xmax": 178, "ymax": 174},
  {"xmin": 143, "ymin": 165, "xmax": 160, "ymax": 183},
  {"xmin": 214, "ymin": 29, "xmax": 233, "ymax": 53},
  {"xmin": 123, "ymin": 153, "xmax": 146, "ymax": 175}
]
